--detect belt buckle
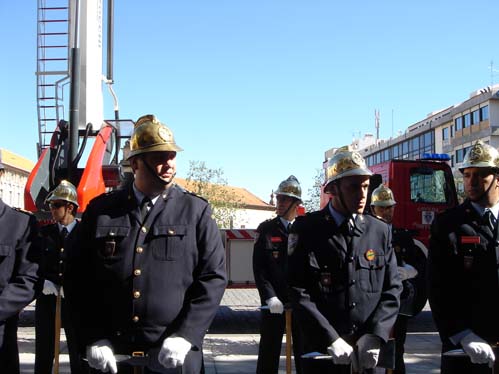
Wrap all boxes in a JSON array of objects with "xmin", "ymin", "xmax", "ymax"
[{"xmin": 132, "ymin": 351, "xmax": 145, "ymax": 357}]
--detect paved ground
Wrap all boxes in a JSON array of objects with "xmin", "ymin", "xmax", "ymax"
[{"xmin": 18, "ymin": 288, "xmax": 442, "ymax": 373}]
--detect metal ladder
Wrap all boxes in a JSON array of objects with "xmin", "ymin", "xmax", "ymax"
[{"xmin": 36, "ymin": 0, "xmax": 71, "ymax": 157}]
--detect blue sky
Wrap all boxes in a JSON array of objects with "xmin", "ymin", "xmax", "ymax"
[{"xmin": 1, "ymin": 1, "xmax": 499, "ymax": 204}]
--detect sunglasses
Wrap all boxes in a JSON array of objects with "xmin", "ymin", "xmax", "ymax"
[{"xmin": 49, "ymin": 202, "xmax": 67, "ymax": 209}]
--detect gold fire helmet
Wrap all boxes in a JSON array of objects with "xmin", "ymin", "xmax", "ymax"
[
  {"xmin": 371, "ymin": 184, "xmax": 396, "ymax": 207},
  {"xmin": 45, "ymin": 180, "xmax": 78, "ymax": 207},
  {"xmin": 459, "ymin": 140, "xmax": 499, "ymax": 172},
  {"xmin": 128, "ymin": 114, "xmax": 183, "ymax": 159},
  {"xmin": 324, "ymin": 147, "xmax": 372, "ymax": 190},
  {"xmin": 275, "ymin": 175, "xmax": 302, "ymax": 202}
]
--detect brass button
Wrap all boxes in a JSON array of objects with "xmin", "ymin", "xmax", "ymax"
[
  {"xmin": 60, "ymin": 248, "xmax": 64, "ymax": 252},
  {"xmin": 141, "ymin": 226, "xmax": 147, "ymax": 233},
  {"xmin": 133, "ymin": 291, "xmax": 141, "ymax": 298},
  {"xmin": 58, "ymin": 273, "xmax": 63, "ymax": 277},
  {"xmin": 168, "ymin": 229, "xmax": 175, "ymax": 235},
  {"xmin": 59, "ymin": 260, "xmax": 63, "ymax": 264},
  {"xmin": 136, "ymin": 247, "xmax": 143, "ymax": 254},
  {"xmin": 134, "ymin": 269, "xmax": 142, "ymax": 276},
  {"xmin": 132, "ymin": 316, "xmax": 139, "ymax": 323}
]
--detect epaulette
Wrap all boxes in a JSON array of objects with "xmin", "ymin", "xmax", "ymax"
[
  {"xmin": 174, "ymin": 184, "xmax": 209, "ymax": 203},
  {"xmin": 13, "ymin": 207, "xmax": 34, "ymax": 216}
]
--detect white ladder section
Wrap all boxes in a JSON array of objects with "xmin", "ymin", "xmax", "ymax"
[{"xmin": 36, "ymin": 0, "xmax": 71, "ymax": 157}]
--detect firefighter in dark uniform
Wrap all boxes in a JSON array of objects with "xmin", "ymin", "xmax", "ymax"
[
  {"xmin": 69, "ymin": 114, "xmax": 227, "ymax": 373},
  {"xmin": 429, "ymin": 141, "xmax": 499, "ymax": 373},
  {"xmin": 35, "ymin": 180, "xmax": 82, "ymax": 374},
  {"xmin": 370, "ymin": 184, "xmax": 419, "ymax": 374},
  {"xmin": 0, "ymin": 163, "xmax": 40, "ymax": 373},
  {"xmin": 253, "ymin": 175, "xmax": 303, "ymax": 374},
  {"xmin": 288, "ymin": 148, "xmax": 402, "ymax": 374}
]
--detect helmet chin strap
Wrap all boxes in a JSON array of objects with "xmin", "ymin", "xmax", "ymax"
[
  {"xmin": 142, "ymin": 156, "xmax": 175, "ymax": 186},
  {"xmin": 474, "ymin": 174, "xmax": 498, "ymax": 205},
  {"xmin": 279, "ymin": 198, "xmax": 299, "ymax": 220}
]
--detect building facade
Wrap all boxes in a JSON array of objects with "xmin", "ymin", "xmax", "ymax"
[
  {"xmin": 325, "ymin": 85, "xmax": 499, "ymax": 196},
  {"xmin": 0, "ymin": 149, "xmax": 34, "ymax": 209}
]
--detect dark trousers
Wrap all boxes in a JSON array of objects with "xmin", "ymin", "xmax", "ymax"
[
  {"xmin": 392, "ymin": 315, "xmax": 408, "ymax": 374},
  {"xmin": 35, "ymin": 293, "xmax": 82, "ymax": 374},
  {"xmin": 0, "ymin": 316, "xmax": 20, "ymax": 374},
  {"xmin": 256, "ymin": 309, "xmax": 303, "ymax": 374}
]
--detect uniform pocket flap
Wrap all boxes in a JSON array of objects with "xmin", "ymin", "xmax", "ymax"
[
  {"xmin": 357, "ymin": 251, "xmax": 385, "ymax": 269},
  {"xmin": 153, "ymin": 225, "xmax": 187, "ymax": 237},
  {"xmin": 95, "ymin": 226, "xmax": 130, "ymax": 238}
]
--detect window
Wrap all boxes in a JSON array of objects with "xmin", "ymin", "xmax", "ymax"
[
  {"xmin": 455, "ymin": 117, "xmax": 463, "ymax": 131},
  {"xmin": 472, "ymin": 109, "xmax": 480, "ymax": 124},
  {"xmin": 410, "ymin": 168, "xmax": 452, "ymax": 204},
  {"xmin": 463, "ymin": 113, "xmax": 471, "ymax": 128},
  {"xmin": 456, "ymin": 148, "xmax": 465, "ymax": 163},
  {"xmin": 392, "ymin": 144, "xmax": 399, "ymax": 158},
  {"xmin": 383, "ymin": 149, "xmax": 390, "ymax": 162},
  {"xmin": 402, "ymin": 141, "xmax": 409, "ymax": 158},
  {"xmin": 442, "ymin": 127, "xmax": 449, "ymax": 140},
  {"xmin": 480, "ymin": 105, "xmax": 489, "ymax": 121}
]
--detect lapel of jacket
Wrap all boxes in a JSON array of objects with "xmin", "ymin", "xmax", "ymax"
[
  {"xmin": 322, "ymin": 207, "xmax": 349, "ymax": 253},
  {"xmin": 124, "ymin": 187, "xmax": 142, "ymax": 225}
]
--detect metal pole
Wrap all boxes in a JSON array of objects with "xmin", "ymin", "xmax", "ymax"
[
  {"xmin": 53, "ymin": 291, "xmax": 62, "ymax": 374},
  {"xmin": 285, "ymin": 308, "xmax": 292, "ymax": 374}
]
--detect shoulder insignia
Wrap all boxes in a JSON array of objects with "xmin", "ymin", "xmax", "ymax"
[
  {"xmin": 174, "ymin": 184, "xmax": 209, "ymax": 203},
  {"xmin": 13, "ymin": 207, "xmax": 34, "ymax": 216}
]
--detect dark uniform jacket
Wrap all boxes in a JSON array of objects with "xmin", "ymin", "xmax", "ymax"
[
  {"xmin": 288, "ymin": 207, "xmax": 401, "ymax": 352},
  {"xmin": 39, "ymin": 221, "xmax": 78, "ymax": 287},
  {"xmin": 253, "ymin": 217, "xmax": 290, "ymax": 305},
  {"xmin": 429, "ymin": 200, "xmax": 499, "ymax": 346},
  {"xmin": 70, "ymin": 184, "xmax": 227, "ymax": 371},
  {"xmin": 0, "ymin": 200, "xmax": 40, "ymax": 347}
]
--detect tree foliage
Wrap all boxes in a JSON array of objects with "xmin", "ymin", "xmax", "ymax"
[
  {"xmin": 185, "ymin": 160, "xmax": 242, "ymax": 228},
  {"xmin": 302, "ymin": 168, "xmax": 324, "ymax": 212}
]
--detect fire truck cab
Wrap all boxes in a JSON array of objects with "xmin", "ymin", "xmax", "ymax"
[{"xmin": 366, "ymin": 154, "xmax": 458, "ymax": 250}]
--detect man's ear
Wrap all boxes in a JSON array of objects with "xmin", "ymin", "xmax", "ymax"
[{"xmin": 130, "ymin": 156, "xmax": 139, "ymax": 172}]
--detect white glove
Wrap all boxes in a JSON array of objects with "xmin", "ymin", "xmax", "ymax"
[
  {"xmin": 460, "ymin": 332, "xmax": 495, "ymax": 367},
  {"xmin": 86, "ymin": 339, "xmax": 117, "ymax": 374},
  {"xmin": 266, "ymin": 296, "xmax": 284, "ymax": 314},
  {"xmin": 397, "ymin": 264, "xmax": 418, "ymax": 281},
  {"xmin": 356, "ymin": 334, "xmax": 381, "ymax": 370},
  {"xmin": 42, "ymin": 280, "xmax": 59, "ymax": 296},
  {"xmin": 327, "ymin": 337, "xmax": 353, "ymax": 365},
  {"xmin": 158, "ymin": 336, "xmax": 192, "ymax": 369}
]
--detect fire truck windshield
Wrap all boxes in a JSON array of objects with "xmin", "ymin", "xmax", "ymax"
[{"xmin": 410, "ymin": 167, "xmax": 450, "ymax": 204}]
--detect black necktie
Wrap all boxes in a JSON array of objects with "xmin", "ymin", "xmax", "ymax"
[
  {"xmin": 140, "ymin": 197, "xmax": 152, "ymax": 221},
  {"xmin": 483, "ymin": 210, "xmax": 496, "ymax": 233},
  {"xmin": 60, "ymin": 227, "xmax": 68, "ymax": 241},
  {"xmin": 340, "ymin": 218, "xmax": 354, "ymax": 246}
]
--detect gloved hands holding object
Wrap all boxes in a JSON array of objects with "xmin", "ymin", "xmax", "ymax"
[
  {"xmin": 355, "ymin": 333, "xmax": 381, "ymax": 370},
  {"xmin": 266, "ymin": 296, "xmax": 284, "ymax": 314},
  {"xmin": 158, "ymin": 336, "xmax": 192, "ymax": 369},
  {"xmin": 327, "ymin": 337, "xmax": 353, "ymax": 365},
  {"xmin": 86, "ymin": 339, "xmax": 117, "ymax": 374},
  {"xmin": 460, "ymin": 332, "xmax": 495, "ymax": 367}
]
